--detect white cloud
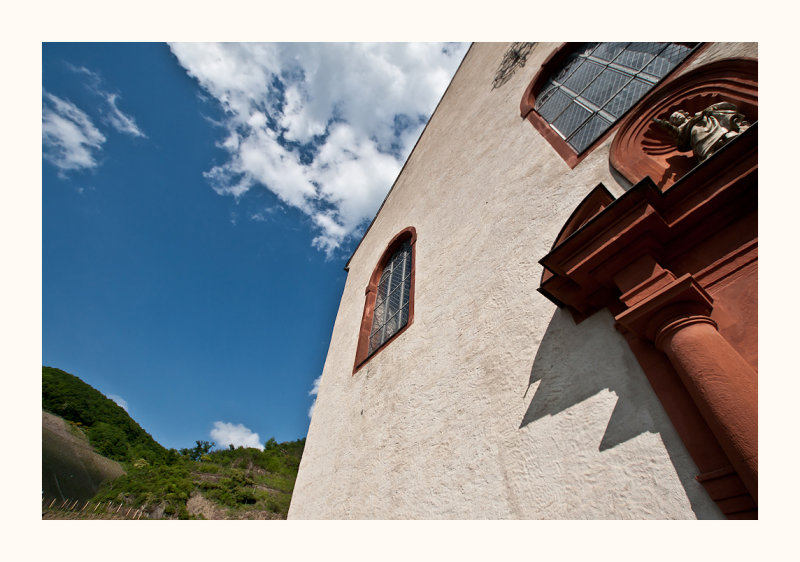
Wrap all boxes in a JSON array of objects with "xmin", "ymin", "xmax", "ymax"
[
  {"xmin": 105, "ymin": 93, "xmax": 146, "ymax": 138},
  {"xmin": 67, "ymin": 64, "xmax": 103, "ymax": 89},
  {"xmin": 108, "ymin": 394, "xmax": 128, "ymax": 412},
  {"xmin": 210, "ymin": 421, "xmax": 264, "ymax": 450},
  {"xmin": 43, "ymin": 66, "xmax": 146, "ymax": 177},
  {"xmin": 308, "ymin": 375, "xmax": 321, "ymax": 419},
  {"xmin": 169, "ymin": 42, "xmax": 469, "ymax": 255},
  {"xmin": 42, "ymin": 91, "xmax": 106, "ymax": 174},
  {"xmin": 69, "ymin": 65, "xmax": 146, "ymax": 139},
  {"xmin": 251, "ymin": 207, "xmax": 279, "ymax": 222}
]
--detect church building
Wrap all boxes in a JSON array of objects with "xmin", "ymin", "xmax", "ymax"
[{"xmin": 288, "ymin": 42, "xmax": 758, "ymax": 519}]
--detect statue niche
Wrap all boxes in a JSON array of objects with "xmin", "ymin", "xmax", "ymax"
[
  {"xmin": 609, "ymin": 58, "xmax": 757, "ymax": 190},
  {"xmin": 654, "ymin": 101, "xmax": 750, "ymax": 163}
]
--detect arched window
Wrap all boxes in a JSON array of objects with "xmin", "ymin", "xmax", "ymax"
[
  {"xmin": 521, "ymin": 43, "xmax": 701, "ymax": 167},
  {"xmin": 368, "ymin": 239, "xmax": 412, "ymax": 354},
  {"xmin": 353, "ymin": 227, "xmax": 416, "ymax": 373}
]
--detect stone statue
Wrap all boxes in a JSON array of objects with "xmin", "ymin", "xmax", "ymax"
[{"xmin": 654, "ymin": 101, "xmax": 750, "ymax": 162}]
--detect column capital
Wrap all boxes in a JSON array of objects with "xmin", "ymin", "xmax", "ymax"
[
  {"xmin": 654, "ymin": 315, "xmax": 718, "ymax": 352},
  {"xmin": 615, "ymin": 274, "xmax": 713, "ymax": 342}
]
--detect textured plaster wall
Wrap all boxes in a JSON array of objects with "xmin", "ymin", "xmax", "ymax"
[{"xmin": 288, "ymin": 43, "xmax": 746, "ymax": 519}]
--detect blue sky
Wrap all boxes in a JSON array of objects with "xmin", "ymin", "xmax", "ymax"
[{"xmin": 42, "ymin": 42, "xmax": 468, "ymax": 451}]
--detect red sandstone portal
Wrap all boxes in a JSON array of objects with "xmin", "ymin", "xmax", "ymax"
[{"xmin": 538, "ymin": 97, "xmax": 758, "ymax": 517}]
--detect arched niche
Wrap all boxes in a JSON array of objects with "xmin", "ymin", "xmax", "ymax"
[{"xmin": 610, "ymin": 58, "xmax": 758, "ymax": 189}]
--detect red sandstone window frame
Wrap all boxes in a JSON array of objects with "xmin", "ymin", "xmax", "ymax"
[
  {"xmin": 353, "ymin": 227, "xmax": 417, "ymax": 374},
  {"xmin": 520, "ymin": 42, "xmax": 706, "ymax": 168}
]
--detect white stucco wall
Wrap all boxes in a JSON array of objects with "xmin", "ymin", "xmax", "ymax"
[{"xmin": 289, "ymin": 43, "xmax": 754, "ymax": 519}]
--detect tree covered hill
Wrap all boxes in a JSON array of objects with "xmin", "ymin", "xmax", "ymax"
[
  {"xmin": 42, "ymin": 366, "xmax": 305, "ymax": 519},
  {"xmin": 43, "ymin": 366, "xmax": 167, "ymax": 464}
]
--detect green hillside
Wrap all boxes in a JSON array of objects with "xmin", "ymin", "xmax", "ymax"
[
  {"xmin": 43, "ymin": 366, "xmax": 168, "ymax": 464},
  {"xmin": 42, "ymin": 366, "xmax": 305, "ymax": 519},
  {"xmin": 93, "ymin": 438, "xmax": 305, "ymax": 519}
]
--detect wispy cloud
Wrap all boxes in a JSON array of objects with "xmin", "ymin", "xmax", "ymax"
[
  {"xmin": 308, "ymin": 375, "xmax": 321, "ymax": 419},
  {"xmin": 210, "ymin": 421, "xmax": 264, "ymax": 450},
  {"xmin": 169, "ymin": 42, "xmax": 468, "ymax": 256},
  {"xmin": 250, "ymin": 207, "xmax": 280, "ymax": 222},
  {"xmin": 43, "ymin": 65, "xmax": 146, "ymax": 178},
  {"xmin": 67, "ymin": 63, "xmax": 103, "ymax": 89},
  {"xmin": 42, "ymin": 91, "xmax": 106, "ymax": 175},
  {"xmin": 67, "ymin": 64, "xmax": 147, "ymax": 139},
  {"xmin": 109, "ymin": 394, "xmax": 129, "ymax": 412},
  {"xmin": 105, "ymin": 93, "xmax": 146, "ymax": 138}
]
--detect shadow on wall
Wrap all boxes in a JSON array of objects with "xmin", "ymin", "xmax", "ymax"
[
  {"xmin": 521, "ymin": 307, "xmax": 660, "ymax": 450},
  {"xmin": 520, "ymin": 307, "xmax": 719, "ymax": 517}
]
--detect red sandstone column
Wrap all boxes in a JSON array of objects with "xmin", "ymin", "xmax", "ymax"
[
  {"xmin": 616, "ymin": 274, "xmax": 758, "ymax": 503},
  {"xmin": 654, "ymin": 314, "xmax": 758, "ymax": 501}
]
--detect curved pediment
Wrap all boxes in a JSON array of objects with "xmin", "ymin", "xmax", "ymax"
[{"xmin": 610, "ymin": 58, "xmax": 757, "ymax": 189}]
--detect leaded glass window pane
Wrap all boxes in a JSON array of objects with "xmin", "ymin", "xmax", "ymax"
[
  {"xmin": 562, "ymin": 59, "xmax": 604, "ymax": 94},
  {"xmin": 568, "ymin": 113, "xmax": 612, "ymax": 153},
  {"xmin": 537, "ymin": 88, "xmax": 573, "ymax": 123},
  {"xmin": 387, "ymin": 285, "xmax": 403, "ymax": 313},
  {"xmin": 590, "ymin": 42, "xmax": 627, "ymax": 63},
  {"xmin": 604, "ymin": 78, "xmax": 651, "ymax": 118},
  {"xmin": 373, "ymin": 300, "xmax": 387, "ymax": 330},
  {"xmin": 376, "ymin": 267, "xmax": 391, "ymax": 298},
  {"xmin": 400, "ymin": 303, "xmax": 409, "ymax": 327},
  {"xmin": 552, "ymin": 101, "xmax": 592, "ymax": 140},
  {"xmin": 386, "ymin": 309, "xmax": 402, "ymax": 334},
  {"xmin": 535, "ymin": 42, "xmax": 699, "ymax": 154},
  {"xmin": 369, "ymin": 331, "xmax": 383, "ymax": 353},
  {"xmin": 551, "ymin": 54, "xmax": 586, "ymax": 85},
  {"xmin": 614, "ymin": 42, "xmax": 662, "ymax": 71},
  {"xmin": 581, "ymin": 68, "xmax": 631, "ymax": 108},
  {"xmin": 642, "ymin": 43, "xmax": 693, "ymax": 79},
  {"xmin": 368, "ymin": 240, "xmax": 412, "ymax": 355}
]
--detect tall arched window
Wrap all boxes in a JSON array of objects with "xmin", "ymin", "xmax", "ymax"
[
  {"xmin": 368, "ymin": 238, "xmax": 412, "ymax": 354},
  {"xmin": 353, "ymin": 227, "xmax": 416, "ymax": 373},
  {"xmin": 521, "ymin": 43, "xmax": 701, "ymax": 167}
]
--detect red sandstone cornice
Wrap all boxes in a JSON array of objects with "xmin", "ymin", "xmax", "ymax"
[{"xmin": 538, "ymin": 122, "xmax": 757, "ymax": 320}]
